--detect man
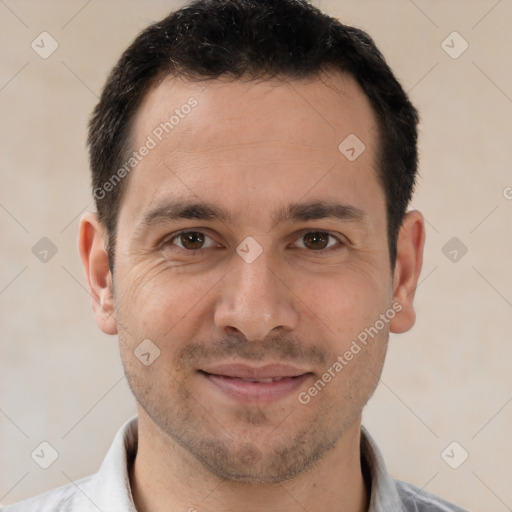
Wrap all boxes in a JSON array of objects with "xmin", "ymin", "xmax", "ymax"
[{"xmin": 3, "ymin": 0, "xmax": 468, "ymax": 510}]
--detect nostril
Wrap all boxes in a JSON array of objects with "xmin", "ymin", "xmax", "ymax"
[{"xmin": 225, "ymin": 328, "xmax": 238, "ymax": 338}]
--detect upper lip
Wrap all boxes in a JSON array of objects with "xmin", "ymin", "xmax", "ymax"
[{"xmin": 199, "ymin": 363, "xmax": 311, "ymax": 379}]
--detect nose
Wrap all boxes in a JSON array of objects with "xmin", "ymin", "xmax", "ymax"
[{"xmin": 213, "ymin": 249, "xmax": 300, "ymax": 341}]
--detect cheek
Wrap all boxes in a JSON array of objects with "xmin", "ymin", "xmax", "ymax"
[
  {"xmin": 115, "ymin": 259, "xmax": 223, "ymax": 342},
  {"xmin": 291, "ymin": 260, "xmax": 391, "ymax": 339},
  {"xmin": 296, "ymin": 325, "xmax": 388, "ymax": 428}
]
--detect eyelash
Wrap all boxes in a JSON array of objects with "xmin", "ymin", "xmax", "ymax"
[{"xmin": 161, "ymin": 229, "xmax": 346, "ymax": 255}]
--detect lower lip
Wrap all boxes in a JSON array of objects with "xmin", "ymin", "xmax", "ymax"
[{"xmin": 200, "ymin": 372, "xmax": 312, "ymax": 403}]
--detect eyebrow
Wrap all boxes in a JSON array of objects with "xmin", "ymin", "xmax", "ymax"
[
  {"xmin": 272, "ymin": 200, "xmax": 367, "ymax": 226},
  {"xmin": 134, "ymin": 198, "xmax": 368, "ymax": 235}
]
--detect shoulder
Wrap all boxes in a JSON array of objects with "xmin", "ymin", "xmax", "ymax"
[
  {"xmin": 1, "ymin": 475, "xmax": 95, "ymax": 512},
  {"xmin": 395, "ymin": 479, "xmax": 470, "ymax": 512}
]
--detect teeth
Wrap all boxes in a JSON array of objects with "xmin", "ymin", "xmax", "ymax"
[{"xmin": 240, "ymin": 377, "xmax": 285, "ymax": 383}]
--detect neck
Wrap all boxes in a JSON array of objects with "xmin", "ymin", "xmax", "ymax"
[{"xmin": 129, "ymin": 409, "xmax": 369, "ymax": 512}]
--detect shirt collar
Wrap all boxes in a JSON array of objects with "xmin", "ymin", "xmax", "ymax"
[
  {"xmin": 360, "ymin": 425, "xmax": 407, "ymax": 511},
  {"xmin": 88, "ymin": 415, "xmax": 138, "ymax": 512}
]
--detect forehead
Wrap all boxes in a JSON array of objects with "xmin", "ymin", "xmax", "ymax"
[
  {"xmin": 133, "ymin": 70, "xmax": 377, "ymax": 150},
  {"xmin": 120, "ymin": 70, "xmax": 383, "ymax": 228}
]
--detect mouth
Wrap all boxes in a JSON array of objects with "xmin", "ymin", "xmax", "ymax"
[
  {"xmin": 219, "ymin": 376, "xmax": 290, "ymax": 383},
  {"xmin": 198, "ymin": 363, "xmax": 314, "ymax": 403}
]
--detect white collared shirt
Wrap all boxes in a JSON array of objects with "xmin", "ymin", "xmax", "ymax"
[{"xmin": 1, "ymin": 416, "xmax": 469, "ymax": 512}]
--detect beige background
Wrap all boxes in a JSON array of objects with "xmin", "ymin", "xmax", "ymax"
[{"xmin": 1, "ymin": 0, "xmax": 511, "ymax": 510}]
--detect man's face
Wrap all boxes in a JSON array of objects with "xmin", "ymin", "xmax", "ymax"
[{"xmin": 107, "ymin": 72, "xmax": 400, "ymax": 481}]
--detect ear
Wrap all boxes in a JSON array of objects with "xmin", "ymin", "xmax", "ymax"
[
  {"xmin": 78, "ymin": 212, "xmax": 118, "ymax": 335},
  {"xmin": 389, "ymin": 209, "xmax": 426, "ymax": 334}
]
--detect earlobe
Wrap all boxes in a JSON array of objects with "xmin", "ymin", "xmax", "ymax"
[
  {"xmin": 389, "ymin": 210, "xmax": 426, "ymax": 334},
  {"xmin": 78, "ymin": 212, "xmax": 118, "ymax": 335}
]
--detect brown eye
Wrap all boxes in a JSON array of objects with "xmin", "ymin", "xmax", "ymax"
[
  {"xmin": 164, "ymin": 230, "xmax": 221, "ymax": 253},
  {"xmin": 294, "ymin": 231, "xmax": 343, "ymax": 253},
  {"xmin": 302, "ymin": 232, "xmax": 331, "ymax": 250},
  {"xmin": 176, "ymin": 231, "xmax": 206, "ymax": 250}
]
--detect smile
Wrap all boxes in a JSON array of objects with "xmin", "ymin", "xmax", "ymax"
[{"xmin": 198, "ymin": 364, "xmax": 313, "ymax": 403}]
